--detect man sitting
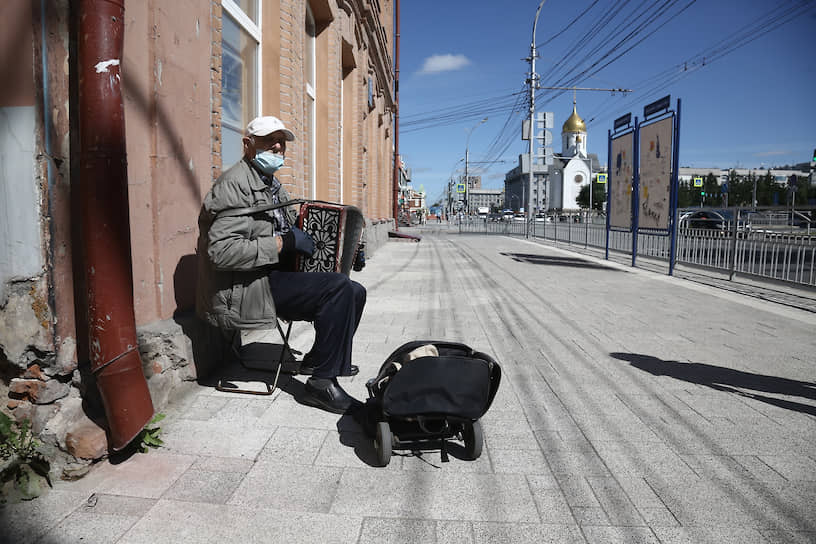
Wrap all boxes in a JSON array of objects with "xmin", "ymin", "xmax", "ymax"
[{"xmin": 196, "ymin": 115, "xmax": 366, "ymax": 414}]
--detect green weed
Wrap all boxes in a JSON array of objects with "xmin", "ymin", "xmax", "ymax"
[
  {"xmin": 136, "ymin": 413, "xmax": 165, "ymax": 453},
  {"xmin": 0, "ymin": 412, "xmax": 51, "ymax": 503}
]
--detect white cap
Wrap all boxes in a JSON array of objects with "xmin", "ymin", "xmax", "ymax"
[{"xmin": 246, "ymin": 116, "xmax": 295, "ymax": 141}]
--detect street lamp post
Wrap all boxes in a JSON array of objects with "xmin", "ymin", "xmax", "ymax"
[
  {"xmin": 465, "ymin": 117, "xmax": 488, "ymax": 216},
  {"xmin": 526, "ymin": 0, "xmax": 547, "ymax": 238}
]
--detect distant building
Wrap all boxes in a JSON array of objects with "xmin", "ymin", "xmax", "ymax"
[
  {"xmin": 462, "ymin": 174, "xmax": 482, "ymax": 190},
  {"xmin": 405, "ymin": 186, "xmax": 426, "ymax": 217},
  {"xmin": 547, "ymin": 101, "xmax": 601, "ymax": 211},
  {"xmin": 468, "ymin": 189, "xmax": 504, "ymax": 212},
  {"xmin": 504, "ymin": 100, "xmax": 601, "ymax": 213},
  {"xmin": 504, "ymin": 164, "xmax": 545, "ymax": 212},
  {"xmin": 679, "ymin": 167, "xmax": 810, "ymax": 186}
]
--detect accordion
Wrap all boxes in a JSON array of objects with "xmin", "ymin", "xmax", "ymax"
[{"xmin": 295, "ymin": 201, "xmax": 364, "ymax": 276}]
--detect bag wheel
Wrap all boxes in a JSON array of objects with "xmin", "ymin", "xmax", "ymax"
[
  {"xmin": 375, "ymin": 421, "xmax": 392, "ymax": 467},
  {"xmin": 463, "ymin": 420, "xmax": 483, "ymax": 460}
]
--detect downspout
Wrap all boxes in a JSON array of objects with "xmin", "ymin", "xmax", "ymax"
[
  {"xmin": 391, "ymin": 0, "xmax": 400, "ymax": 230},
  {"xmin": 77, "ymin": 0, "xmax": 154, "ymax": 451}
]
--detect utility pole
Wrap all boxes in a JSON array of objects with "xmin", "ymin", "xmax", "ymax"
[
  {"xmin": 752, "ymin": 170, "xmax": 757, "ymax": 210},
  {"xmin": 526, "ymin": 1, "xmax": 546, "ymax": 237},
  {"xmin": 525, "ymin": 0, "xmax": 630, "ymax": 237},
  {"xmin": 464, "ymin": 117, "xmax": 487, "ymax": 217},
  {"xmin": 465, "ymin": 148, "xmax": 469, "ymax": 216}
]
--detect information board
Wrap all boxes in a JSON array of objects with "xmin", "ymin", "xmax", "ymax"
[
  {"xmin": 609, "ymin": 132, "xmax": 634, "ymax": 229},
  {"xmin": 638, "ymin": 117, "xmax": 673, "ymax": 230}
]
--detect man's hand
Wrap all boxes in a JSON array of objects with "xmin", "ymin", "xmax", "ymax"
[{"xmin": 281, "ymin": 227, "xmax": 315, "ymax": 256}]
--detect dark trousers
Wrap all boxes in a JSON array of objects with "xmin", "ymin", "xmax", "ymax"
[{"xmin": 267, "ymin": 271, "xmax": 366, "ymax": 379}]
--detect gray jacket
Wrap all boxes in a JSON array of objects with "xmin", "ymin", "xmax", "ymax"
[{"xmin": 196, "ymin": 159, "xmax": 297, "ymax": 330}]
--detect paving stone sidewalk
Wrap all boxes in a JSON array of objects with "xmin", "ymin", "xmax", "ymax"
[{"xmin": 3, "ymin": 228, "xmax": 815, "ymax": 543}]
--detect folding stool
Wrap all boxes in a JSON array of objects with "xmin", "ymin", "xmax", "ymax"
[{"xmin": 215, "ymin": 319, "xmax": 298, "ymax": 395}]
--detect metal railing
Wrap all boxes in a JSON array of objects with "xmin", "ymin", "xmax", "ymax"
[{"xmin": 455, "ymin": 207, "xmax": 816, "ymax": 287}]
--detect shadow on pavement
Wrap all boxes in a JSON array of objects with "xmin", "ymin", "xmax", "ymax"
[
  {"xmin": 337, "ymin": 414, "xmax": 379, "ymax": 467},
  {"xmin": 611, "ymin": 352, "xmax": 816, "ymax": 417},
  {"xmin": 501, "ymin": 253, "xmax": 621, "ymax": 270}
]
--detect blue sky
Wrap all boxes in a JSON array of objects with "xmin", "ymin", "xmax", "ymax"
[{"xmin": 397, "ymin": 0, "xmax": 816, "ymax": 205}]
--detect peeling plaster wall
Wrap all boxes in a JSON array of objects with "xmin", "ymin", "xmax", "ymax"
[
  {"xmin": 0, "ymin": 108, "xmax": 42, "ymax": 304},
  {"xmin": 0, "ymin": 0, "xmax": 49, "ymax": 369},
  {"xmin": 0, "ymin": 2, "xmax": 43, "ymax": 306}
]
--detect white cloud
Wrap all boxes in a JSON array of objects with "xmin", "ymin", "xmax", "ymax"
[{"xmin": 418, "ymin": 54, "xmax": 470, "ymax": 75}]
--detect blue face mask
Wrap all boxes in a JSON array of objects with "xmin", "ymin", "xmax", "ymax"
[{"xmin": 251, "ymin": 151, "xmax": 285, "ymax": 176}]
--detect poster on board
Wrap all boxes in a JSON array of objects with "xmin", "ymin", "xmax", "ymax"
[
  {"xmin": 638, "ymin": 117, "xmax": 673, "ymax": 230},
  {"xmin": 609, "ymin": 132, "xmax": 633, "ymax": 230}
]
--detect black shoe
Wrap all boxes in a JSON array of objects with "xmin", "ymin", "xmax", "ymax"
[
  {"xmin": 300, "ymin": 379, "xmax": 362, "ymax": 414},
  {"xmin": 299, "ymin": 354, "xmax": 359, "ymax": 377}
]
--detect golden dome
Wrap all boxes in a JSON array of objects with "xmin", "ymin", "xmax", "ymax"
[{"xmin": 562, "ymin": 104, "xmax": 586, "ymax": 133}]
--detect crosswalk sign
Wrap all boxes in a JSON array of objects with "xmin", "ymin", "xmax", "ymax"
[
  {"xmin": 456, "ymin": 183, "xmax": 466, "ymax": 193},
  {"xmin": 597, "ymin": 173, "xmax": 607, "ymax": 184},
  {"xmin": 693, "ymin": 177, "xmax": 703, "ymax": 187}
]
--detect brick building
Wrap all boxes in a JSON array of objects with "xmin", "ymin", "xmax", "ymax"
[{"xmin": 0, "ymin": 0, "xmax": 394, "ymax": 470}]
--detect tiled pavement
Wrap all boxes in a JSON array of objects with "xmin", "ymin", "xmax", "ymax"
[{"xmin": 3, "ymin": 226, "xmax": 815, "ymax": 543}]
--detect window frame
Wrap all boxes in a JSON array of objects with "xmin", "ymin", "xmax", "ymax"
[
  {"xmin": 221, "ymin": 0, "xmax": 262, "ymax": 149},
  {"xmin": 305, "ymin": 4, "xmax": 317, "ymax": 198}
]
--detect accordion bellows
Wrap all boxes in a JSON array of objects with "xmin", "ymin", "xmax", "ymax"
[{"xmin": 296, "ymin": 201, "xmax": 364, "ymax": 276}]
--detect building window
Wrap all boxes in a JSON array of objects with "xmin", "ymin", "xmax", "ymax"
[
  {"xmin": 221, "ymin": 1, "xmax": 260, "ymax": 167},
  {"xmin": 305, "ymin": 4, "xmax": 316, "ymax": 198}
]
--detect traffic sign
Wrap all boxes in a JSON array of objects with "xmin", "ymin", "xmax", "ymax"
[
  {"xmin": 693, "ymin": 177, "xmax": 703, "ymax": 187},
  {"xmin": 597, "ymin": 173, "xmax": 607, "ymax": 184},
  {"xmin": 456, "ymin": 183, "xmax": 466, "ymax": 193},
  {"xmin": 721, "ymin": 182, "xmax": 728, "ymax": 193}
]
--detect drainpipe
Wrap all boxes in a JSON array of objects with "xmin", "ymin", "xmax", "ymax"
[
  {"xmin": 392, "ymin": 0, "xmax": 400, "ymax": 230},
  {"xmin": 77, "ymin": 0, "xmax": 154, "ymax": 451}
]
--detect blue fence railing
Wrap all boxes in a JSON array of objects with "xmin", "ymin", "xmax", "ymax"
[{"xmin": 455, "ymin": 207, "xmax": 815, "ymax": 288}]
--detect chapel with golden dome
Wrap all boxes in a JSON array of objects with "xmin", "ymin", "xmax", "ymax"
[
  {"xmin": 561, "ymin": 98, "xmax": 587, "ymax": 157},
  {"xmin": 545, "ymin": 98, "xmax": 598, "ymax": 211}
]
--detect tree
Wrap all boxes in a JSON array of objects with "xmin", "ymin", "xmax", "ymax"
[
  {"xmin": 677, "ymin": 179, "xmax": 693, "ymax": 208},
  {"xmin": 791, "ymin": 174, "xmax": 815, "ymax": 207},
  {"xmin": 756, "ymin": 170, "xmax": 777, "ymax": 206},
  {"xmin": 727, "ymin": 169, "xmax": 752, "ymax": 207},
  {"xmin": 576, "ymin": 181, "xmax": 606, "ymax": 210}
]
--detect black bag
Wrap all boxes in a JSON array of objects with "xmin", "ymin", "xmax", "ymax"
[
  {"xmin": 382, "ymin": 356, "xmax": 493, "ymax": 419},
  {"xmin": 363, "ymin": 341, "xmax": 501, "ymax": 466}
]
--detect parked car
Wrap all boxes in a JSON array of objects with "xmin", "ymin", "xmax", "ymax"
[{"xmin": 679, "ymin": 210, "xmax": 726, "ymax": 230}]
